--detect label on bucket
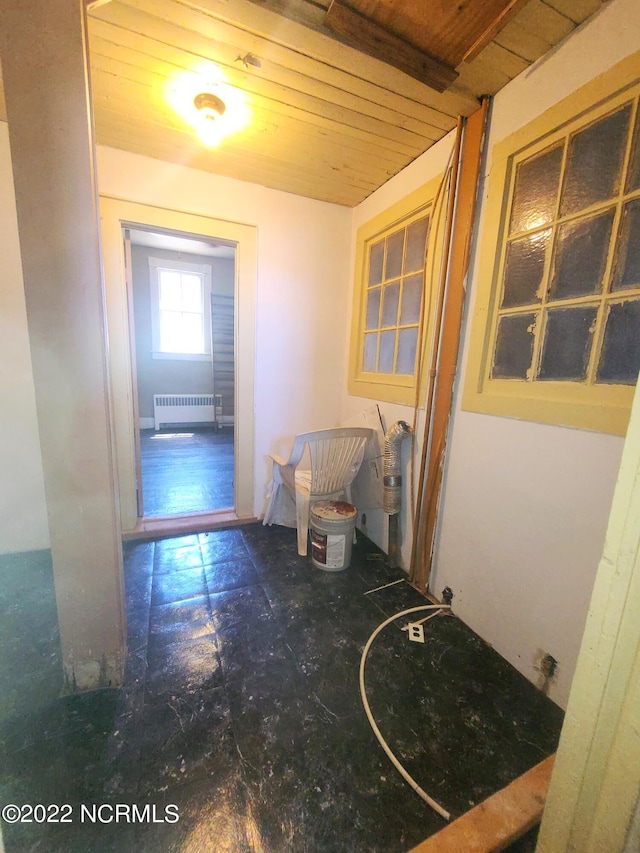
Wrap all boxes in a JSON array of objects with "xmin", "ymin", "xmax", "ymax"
[{"xmin": 311, "ymin": 530, "xmax": 346, "ymax": 569}]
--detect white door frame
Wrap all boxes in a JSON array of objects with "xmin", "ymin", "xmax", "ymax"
[{"xmin": 100, "ymin": 196, "xmax": 256, "ymax": 531}]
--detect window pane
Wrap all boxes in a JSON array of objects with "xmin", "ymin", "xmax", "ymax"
[
  {"xmin": 502, "ymin": 229, "xmax": 549, "ymax": 308},
  {"xmin": 625, "ymin": 109, "xmax": 640, "ymax": 193},
  {"xmin": 161, "ymin": 311, "xmax": 203, "ymax": 354},
  {"xmin": 509, "ymin": 143, "xmax": 563, "ymax": 235},
  {"xmin": 561, "ymin": 104, "xmax": 631, "ymax": 216},
  {"xmin": 159, "ymin": 271, "xmax": 182, "ymax": 309},
  {"xmin": 385, "ymin": 230, "xmax": 404, "ymax": 280},
  {"xmin": 491, "ymin": 313, "xmax": 537, "ymax": 379},
  {"xmin": 368, "ymin": 241, "xmax": 384, "ymax": 286},
  {"xmin": 160, "ymin": 310, "xmax": 183, "ymax": 352},
  {"xmin": 363, "ymin": 332, "xmax": 377, "ymax": 372},
  {"xmin": 597, "ymin": 299, "xmax": 640, "ymax": 385},
  {"xmin": 404, "ymin": 216, "xmax": 429, "ymax": 272},
  {"xmin": 180, "ymin": 313, "xmax": 204, "ymax": 352},
  {"xmin": 381, "ymin": 282, "xmax": 400, "ymax": 327},
  {"xmin": 550, "ymin": 208, "xmax": 615, "ymax": 300},
  {"xmin": 180, "ymin": 274, "xmax": 202, "ymax": 312},
  {"xmin": 365, "ymin": 287, "xmax": 381, "ymax": 330},
  {"xmin": 378, "ymin": 330, "xmax": 396, "ymax": 373},
  {"xmin": 612, "ymin": 198, "xmax": 640, "ymax": 291},
  {"xmin": 539, "ymin": 306, "xmax": 596, "ymax": 380},
  {"xmin": 400, "ymin": 273, "xmax": 423, "ymax": 324},
  {"xmin": 396, "ymin": 327, "xmax": 418, "ymax": 375}
]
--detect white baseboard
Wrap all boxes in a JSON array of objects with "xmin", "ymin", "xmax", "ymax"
[{"xmin": 139, "ymin": 417, "xmax": 155, "ymax": 429}]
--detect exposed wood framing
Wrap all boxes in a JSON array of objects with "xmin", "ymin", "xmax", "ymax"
[
  {"xmin": 411, "ymin": 98, "xmax": 489, "ymax": 593},
  {"xmin": 324, "ymin": 0, "xmax": 458, "ymax": 92},
  {"xmin": 463, "ymin": 0, "xmax": 531, "ymax": 62},
  {"xmin": 409, "ymin": 755, "xmax": 555, "ymax": 853}
]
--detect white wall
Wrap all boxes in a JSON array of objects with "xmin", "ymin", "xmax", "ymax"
[
  {"xmin": 342, "ymin": 0, "xmax": 638, "ymax": 707},
  {"xmin": 0, "ymin": 123, "xmax": 49, "ymax": 554},
  {"xmin": 96, "ymin": 148, "xmax": 353, "ymax": 517}
]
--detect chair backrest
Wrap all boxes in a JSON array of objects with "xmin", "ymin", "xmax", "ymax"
[{"xmin": 295, "ymin": 427, "xmax": 374, "ymax": 496}]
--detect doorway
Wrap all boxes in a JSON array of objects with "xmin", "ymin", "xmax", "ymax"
[
  {"xmin": 126, "ymin": 227, "xmax": 236, "ymax": 518},
  {"xmin": 100, "ymin": 196, "xmax": 257, "ymax": 533}
]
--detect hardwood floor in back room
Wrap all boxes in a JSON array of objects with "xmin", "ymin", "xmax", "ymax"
[{"xmin": 140, "ymin": 427, "xmax": 234, "ymax": 516}]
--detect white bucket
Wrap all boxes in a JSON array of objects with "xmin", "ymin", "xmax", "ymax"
[{"xmin": 310, "ymin": 501, "xmax": 358, "ymax": 571}]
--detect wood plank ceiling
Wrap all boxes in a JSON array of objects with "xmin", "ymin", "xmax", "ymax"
[{"xmin": 1, "ymin": 0, "xmax": 604, "ymax": 206}]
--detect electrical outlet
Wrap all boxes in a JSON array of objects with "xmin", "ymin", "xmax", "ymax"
[{"xmin": 407, "ymin": 623, "xmax": 425, "ymax": 644}]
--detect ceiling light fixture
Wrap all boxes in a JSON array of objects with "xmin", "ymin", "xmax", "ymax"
[
  {"xmin": 193, "ymin": 92, "xmax": 227, "ymax": 147},
  {"xmin": 194, "ymin": 92, "xmax": 226, "ymax": 120}
]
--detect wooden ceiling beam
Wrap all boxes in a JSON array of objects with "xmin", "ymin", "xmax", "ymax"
[
  {"xmin": 462, "ymin": 0, "xmax": 531, "ymax": 63},
  {"xmin": 324, "ymin": 0, "xmax": 458, "ymax": 93}
]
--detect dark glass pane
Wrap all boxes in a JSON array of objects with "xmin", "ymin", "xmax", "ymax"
[
  {"xmin": 509, "ymin": 144, "xmax": 563, "ymax": 235},
  {"xmin": 612, "ymin": 198, "xmax": 640, "ymax": 291},
  {"xmin": 626, "ymin": 109, "xmax": 640, "ymax": 193},
  {"xmin": 400, "ymin": 273, "xmax": 423, "ymax": 324},
  {"xmin": 363, "ymin": 332, "xmax": 377, "ymax": 372},
  {"xmin": 539, "ymin": 306, "xmax": 597, "ymax": 380},
  {"xmin": 368, "ymin": 241, "xmax": 384, "ymax": 286},
  {"xmin": 404, "ymin": 216, "xmax": 429, "ymax": 272},
  {"xmin": 502, "ymin": 229, "xmax": 549, "ymax": 308},
  {"xmin": 561, "ymin": 104, "xmax": 632, "ymax": 215},
  {"xmin": 381, "ymin": 282, "xmax": 400, "ymax": 326},
  {"xmin": 550, "ymin": 208, "xmax": 615, "ymax": 300},
  {"xmin": 378, "ymin": 330, "xmax": 396, "ymax": 373},
  {"xmin": 365, "ymin": 287, "xmax": 381, "ymax": 330},
  {"xmin": 597, "ymin": 299, "xmax": 640, "ymax": 384},
  {"xmin": 385, "ymin": 230, "xmax": 404, "ymax": 280},
  {"xmin": 396, "ymin": 327, "xmax": 418, "ymax": 375},
  {"xmin": 491, "ymin": 313, "xmax": 537, "ymax": 379}
]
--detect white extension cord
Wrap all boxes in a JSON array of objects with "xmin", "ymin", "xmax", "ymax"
[{"xmin": 359, "ymin": 604, "xmax": 452, "ymax": 822}]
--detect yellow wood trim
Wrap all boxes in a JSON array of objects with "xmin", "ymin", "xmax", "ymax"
[
  {"xmin": 410, "ymin": 755, "xmax": 555, "ymax": 853},
  {"xmin": 463, "ymin": 50, "xmax": 640, "ymax": 436},
  {"xmin": 348, "ymin": 174, "xmax": 446, "ymax": 405}
]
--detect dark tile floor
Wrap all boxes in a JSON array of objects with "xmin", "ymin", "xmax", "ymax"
[
  {"xmin": 0, "ymin": 526, "xmax": 563, "ymax": 852},
  {"xmin": 140, "ymin": 427, "xmax": 234, "ymax": 516}
]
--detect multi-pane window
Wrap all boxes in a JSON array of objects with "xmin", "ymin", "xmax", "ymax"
[
  {"xmin": 363, "ymin": 214, "xmax": 430, "ymax": 377},
  {"xmin": 464, "ymin": 60, "xmax": 640, "ymax": 436},
  {"xmin": 492, "ymin": 99, "xmax": 640, "ymax": 387},
  {"xmin": 349, "ymin": 176, "xmax": 441, "ymax": 405},
  {"xmin": 149, "ymin": 258, "xmax": 212, "ymax": 360}
]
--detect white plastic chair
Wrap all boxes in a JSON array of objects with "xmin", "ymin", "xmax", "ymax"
[{"xmin": 264, "ymin": 427, "xmax": 374, "ymax": 556}]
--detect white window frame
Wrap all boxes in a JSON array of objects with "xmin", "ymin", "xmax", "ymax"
[{"xmin": 148, "ymin": 257, "xmax": 212, "ymax": 361}]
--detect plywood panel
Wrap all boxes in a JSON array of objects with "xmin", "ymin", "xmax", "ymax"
[
  {"xmin": 346, "ymin": 0, "xmax": 529, "ymax": 67},
  {"xmin": 540, "ymin": 0, "xmax": 603, "ymax": 25}
]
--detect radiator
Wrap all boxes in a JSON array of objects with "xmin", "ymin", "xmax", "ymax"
[{"xmin": 153, "ymin": 394, "xmax": 218, "ymax": 430}]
